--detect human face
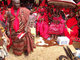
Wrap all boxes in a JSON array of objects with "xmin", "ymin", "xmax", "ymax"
[
  {"xmin": 29, "ymin": 20, "xmax": 35, "ymax": 27},
  {"xmin": 70, "ymin": 11, "xmax": 74, "ymax": 17},
  {"xmin": 12, "ymin": 0, "xmax": 20, "ymax": 9}
]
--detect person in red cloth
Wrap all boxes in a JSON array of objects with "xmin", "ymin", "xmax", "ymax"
[
  {"xmin": 0, "ymin": 1, "xmax": 6, "ymax": 22},
  {"xmin": 48, "ymin": 17, "xmax": 65, "ymax": 39},
  {"xmin": 0, "ymin": 1, "xmax": 8, "ymax": 32},
  {"xmin": 0, "ymin": 2, "xmax": 10, "ymax": 52},
  {"xmin": 36, "ymin": 8, "xmax": 50, "ymax": 39},
  {"xmin": 64, "ymin": 10, "xmax": 79, "ymax": 44},
  {"xmin": 6, "ymin": 0, "xmax": 35, "ymax": 56}
]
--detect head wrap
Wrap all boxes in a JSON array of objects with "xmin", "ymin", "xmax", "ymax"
[
  {"xmin": 38, "ymin": 8, "xmax": 45, "ymax": 13},
  {"xmin": 40, "ymin": 0, "xmax": 46, "ymax": 7},
  {"xmin": 7, "ymin": 0, "xmax": 11, "ymax": 5},
  {"xmin": 64, "ymin": 8, "xmax": 70, "ymax": 14}
]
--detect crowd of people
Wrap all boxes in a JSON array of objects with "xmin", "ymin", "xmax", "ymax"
[
  {"xmin": 34, "ymin": 4, "xmax": 80, "ymax": 44},
  {"xmin": 0, "ymin": 0, "xmax": 80, "ymax": 60}
]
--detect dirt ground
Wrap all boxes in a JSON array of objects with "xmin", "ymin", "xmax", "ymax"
[{"xmin": 6, "ymin": 45, "xmax": 76, "ymax": 60}]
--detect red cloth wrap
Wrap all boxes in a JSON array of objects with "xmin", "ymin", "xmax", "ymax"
[
  {"xmin": 36, "ymin": 21, "xmax": 50, "ymax": 39},
  {"xmin": 64, "ymin": 17, "xmax": 79, "ymax": 44},
  {"xmin": 11, "ymin": 7, "xmax": 20, "ymax": 32},
  {"xmin": 48, "ymin": 17, "xmax": 65, "ymax": 35}
]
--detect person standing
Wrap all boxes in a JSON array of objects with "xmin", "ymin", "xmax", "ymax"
[{"xmin": 6, "ymin": 0, "xmax": 35, "ymax": 56}]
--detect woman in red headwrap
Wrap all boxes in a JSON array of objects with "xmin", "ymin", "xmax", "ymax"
[
  {"xmin": 48, "ymin": 8, "xmax": 65, "ymax": 39},
  {"xmin": 64, "ymin": 10, "xmax": 79, "ymax": 44},
  {"xmin": 36, "ymin": 8, "xmax": 50, "ymax": 39},
  {"xmin": 48, "ymin": 17, "xmax": 65, "ymax": 39}
]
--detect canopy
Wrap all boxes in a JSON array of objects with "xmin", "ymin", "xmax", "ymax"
[{"xmin": 48, "ymin": 0, "xmax": 76, "ymax": 8}]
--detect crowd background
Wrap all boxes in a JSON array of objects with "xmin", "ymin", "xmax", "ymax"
[
  {"xmin": 0, "ymin": 0, "xmax": 80, "ymax": 41},
  {"xmin": 0, "ymin": 0, "xmax": 80, "ymax": 44},
  {"xmin": 0, "ymin": 0, "xmax": 80, "ymax": 59}
]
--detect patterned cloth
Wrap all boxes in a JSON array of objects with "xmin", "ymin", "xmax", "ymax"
[
  {"xmin": 7, "ymin": 7, "xmax": 35, "ymax": 55},
  {"xmin": 48, "ymin": 17, "xmax": 65, "ymax": 35}
]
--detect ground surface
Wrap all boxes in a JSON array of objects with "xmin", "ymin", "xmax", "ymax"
[{"xmin": 6, "ymin": 45, "xmax": 76, "ymax": 60}]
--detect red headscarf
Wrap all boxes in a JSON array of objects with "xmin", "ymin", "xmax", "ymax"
[
  {"xmin": 7, "ymin": 0, "xmax": 11, "ymax": 5},
  {"xmin": 64, "ymin": 8, "xmax": 70, "ymax": 14},
  {"xmin": 2, "ymin": 1, "xmax": 4, "ymax": 6},
  {"xmin": 40, "ymin": 0, "xmax": 46, "ymax": 7}
]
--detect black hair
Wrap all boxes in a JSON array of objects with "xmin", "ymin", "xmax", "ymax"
[
  {"xmin": 60, "ymin": 11, "xmax": 65, "ymax": 20},
  {"xmin": 70, "ymin": 8, "xmax": 76, "ymax": 13},
  {"xmin": 78, "ymin": 16, "xmax": 80, "ymax": 19}
]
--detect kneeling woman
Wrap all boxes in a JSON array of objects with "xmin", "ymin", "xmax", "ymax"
[{"xmin": 36, "ymin": 8, "xmax": 50, "ymax": 39}]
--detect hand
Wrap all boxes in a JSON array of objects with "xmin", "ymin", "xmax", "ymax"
[
  {"xmin": 3, "ymin": 32, "xmax": 10, "ymax": 45},
  {"xmin": 25, "ymin": 26, "xmax": 31, "ymax": 33}
]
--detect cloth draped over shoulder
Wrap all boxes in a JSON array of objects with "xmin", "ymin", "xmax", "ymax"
[{"xmin": 7, "ymin": 7, "xmax": 36, "ymax": 55}]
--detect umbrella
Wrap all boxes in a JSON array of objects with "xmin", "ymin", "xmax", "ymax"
[{"xmin": 48, "ymin": 0, "xmax": 77, "ymax": 8}]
